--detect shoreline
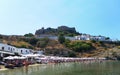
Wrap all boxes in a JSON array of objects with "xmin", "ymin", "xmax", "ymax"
[
  {"xmin": 1, "ymin": 57, "xmax": 116, "ymax": 71},
  {"xmin": 0, "ymin": 65, "xmax": 8, "ymax": 71},
  {"xmin": 0, "ymin": 60, "xmax": 109, "ymax": 71},
  {"xmin": 0, "ymin": 63, "xmax": 49, "ymax": 71}
]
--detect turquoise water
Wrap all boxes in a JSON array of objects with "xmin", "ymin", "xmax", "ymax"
[{"xmin": 0, "ymin": 61, "xmax": 120, "ymax": 75}]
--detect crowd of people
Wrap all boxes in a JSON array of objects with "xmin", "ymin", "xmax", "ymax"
[
  {"xmin": 35, "ymin": 56, "xmax": 106, "ymax": 64},
  {"xmin": 0, "ymin": 54, "xmax": 106, "ymax": 69}
]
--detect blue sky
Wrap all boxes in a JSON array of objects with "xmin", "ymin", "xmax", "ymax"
[{"xmin": 0, "ymin": 0, "xmax": 120, "ymax": 39}]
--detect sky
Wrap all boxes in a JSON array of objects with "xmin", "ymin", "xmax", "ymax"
[{"xmin": 0, "ymin": 0, "xmax": 120, "ymax": 39}]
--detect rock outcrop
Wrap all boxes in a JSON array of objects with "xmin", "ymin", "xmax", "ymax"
[
  {"xmin": 58, "ymin": 26, "xmax": 76, "ymax": 33},
  {"xmin": 35, "ymin": 26, "xmax": 78, "ymax": 36}
]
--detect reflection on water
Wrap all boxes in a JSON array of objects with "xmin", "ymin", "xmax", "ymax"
[{"xmin": 0, "ymin": 61, "xmax": 120, "ymax": 75}]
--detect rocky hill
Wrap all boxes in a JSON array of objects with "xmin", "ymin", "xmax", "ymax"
[
  {"xmin": 0, "ymin": 26, "xmax": 120, "ymax": 59},
  {"xmin": 1, "ymin": 34, "xmax": 120, "ymax": 59},
  {"xmin": 35, "ymin": 26, "xmax": 80, "ymax": 36}
]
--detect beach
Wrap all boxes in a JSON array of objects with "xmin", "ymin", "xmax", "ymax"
[
  {"xmin": 0, "ymin": 65, "xmax": 8, "ymax": 71},
  {"xmin": 0, "ymin": 57, "xmax": 106, "ymax": 71}
]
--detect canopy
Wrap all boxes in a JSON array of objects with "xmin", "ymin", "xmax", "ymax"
[
  {"xmin": 4, "ymin": 56, "xmax": 27, "ymax": 60},
  {"xmin": 4, "ymin": 56, "xmax": 14, "ymax": 60},
  {"xmin": 22, "ymin": 54, "xmax": 45, "ymax": 57}
]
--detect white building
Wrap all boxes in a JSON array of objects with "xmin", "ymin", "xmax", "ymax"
[
  {"xmin": 17, "ymin": 48, "xmax": 33, "ymax": 55},
  {"xmin": 0, "ymin": 43, "xmax": 33, "ymax": 55},
  {"xmin": 90, "ymin": 36, "xmax": 106, "ymax": 41},
  {"xmin": 0, "ymin": 43, "xmax": 17, "ymax": 53},
  {"xmin": 0, "ymin": 43, "xmax": 16, "ymax": 60},
  {"xmin": 0, "ymin": 43, "xmax": 44, "ymax": 61},
  {"xmin": 75, "ymin": 35, "xmax": 110, "ymax": 41},
  {"xmin": 75, "ymin": 34, "xmax": 90, "ymax": 40}
]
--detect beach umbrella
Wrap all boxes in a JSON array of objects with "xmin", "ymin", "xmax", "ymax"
[
  {"xmin": 13, "ymin": 56, "xmax": 19, "ymax": 59},
  {"xmin": 19, "ymin": 56, "xmax": 27, "ymax": 59},
  {"xmin": 13, "ymin": 56, "xmax": 26, "ymax": 59},
  {"xmin": 4, "ymin": 56, "xmax": 14, "ymax": 60},
  {"xmin": 22, "ymin": 54, "xmax": 40, "ymax": 57},
  {"xmin": 22, "ymin": 54, "xmax": 33, "ymax": 57},
  {"xmin": 33, "ymin": 54, "xmax": 45, "ymax": 57}
]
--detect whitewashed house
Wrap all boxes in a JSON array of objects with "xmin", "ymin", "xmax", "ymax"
[
  {"xmin": 90, "ymin": 36, "xmax": 106, "ymax": 41},
  {"xmin": 75, "ymin": 34, "xmax": 110, "ymax": 41},
  {"xmin": 98, "ymin": 36, "xmax": 106, "ymax": 41},
  {"xmin": 0, "ymin": 43, "xmax": 33, "ymax": 55},
  {"xmin": 90, "ymin": 36, "xmax": 98, "ymax": 41},
  {"xmin": 0, "ymin": 43, "xmax": 17, "ymax": 53},
  {"xmin": 0, "ymin": 43, "xmax": 16, "ymax": 60},
  {"xmin": 75, "ymin": 34, "xmax": 90, "ymax": 40},
  {"xmin": 17, "ymin": 48, "xmax": 33, "ymax": 55},
  {"xmin": 0, "ymin": 43, "xmax": 45, "ymax": 61}
]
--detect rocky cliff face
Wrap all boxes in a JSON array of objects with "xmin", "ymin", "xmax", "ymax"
[
  {"xmin": 35, "ymin": 26, "xmax": 78, "ymax": 36},
  {"xmin": 58, "ymin": 26, "xmax": 76, "ymax": 33}
]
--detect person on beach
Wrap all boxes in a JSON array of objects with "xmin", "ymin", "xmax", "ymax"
[{"xmin": 23, "ymin": 60, "xmax": 29, "ymax": 67}]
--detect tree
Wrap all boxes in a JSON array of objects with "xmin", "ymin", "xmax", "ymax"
[
  {"xmin": 29, "ymin": 38, "xmax": 39, "ymax": 45},
  {"xmin": 58, "ymin": 34, "xmax": 65, "ymax": 44},
  {"xmin": 24, "ymin": 33, "xmax": 34, "ymax": 37},
  {"xmin": 64, "ymin": 39, "xmax": 71, "ymax": 47}
]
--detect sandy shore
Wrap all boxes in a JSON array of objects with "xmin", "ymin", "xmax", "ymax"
[
  {"xmin": 29, "ymin": 64, "xmax": 43, "ymax": 67},
  {"xmin": 0, "ymin": 64, "xmax": 46, "ymax": 71},
  {"xmin": 0, "ymin": 65, "xmax": 8, "ymax": 71},
  {"xmin": 0, "ymin": 58, "xmax": 106, "ymax": 71}
]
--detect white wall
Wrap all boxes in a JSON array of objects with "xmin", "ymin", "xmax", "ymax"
[
  {"xmin": 0, "ymin": 43, "xmax": 33, "ymax": 55},
  {"xmin": 17, "ymin": 48, "xmax": 32, "ymax": 55},
  {"xmin": 0, "ymin": 43, "xmax": 17, "ymax": 53}
]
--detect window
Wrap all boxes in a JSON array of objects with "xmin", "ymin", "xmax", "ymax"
[
  {"xmin": 11, "ymin": 48, "xmax": 12, "ymax": 52},
  {"xmin": 8, "ymin": 47, "xmax": 10, "ymax": 50},
  {"xmin": 2, "ymin": 47, "xmax": 4, "ymax": 50},
  {"xmin": 21, "ymin": 50, "xmax": 23, "ymax": 53}
]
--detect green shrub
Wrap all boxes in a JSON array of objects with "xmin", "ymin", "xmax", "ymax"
[
  {"xmin": 58, "ymin": 34, "xmax": 65, "ymax": 44},
  {"xmin": 91, "ymin": 40, "xmax": 96, "ymax": 43},
  {"xmin": 24, "ymin": 33, "xmax": 34, "ymax": 37},
  {"xmin": 64, "ymin": 39, "xmax": 71, "ymax": 47},
  {"xmin": 68, "ymin": 51, "xmax": 76, "ymax": 57},
  {"xmin": 29, "ymin": 38, "xmax": 39, "ymax": 45},
  {"xmin": 69, "ymin": 41, "xmax": 93, "ymax": 52}
]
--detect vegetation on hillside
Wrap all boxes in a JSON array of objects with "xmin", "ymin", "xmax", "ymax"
[
  {"xmin": 1, "ymin": 34, "xmax": 120, "ymax": 58},
  {"xmin": 1, "ymin": 25, "xmax": 120, "ymax": 58},
  {"xmin": 68, "ymin": 41, "xmax": 94, "ymax": 52},
  {"xmin": 24, "ymin": 33, "xmax": 34, "ymax": 37},
  {"xmin": 58, "ymin": 34, "xmax": 65, "ymax": 44}
]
